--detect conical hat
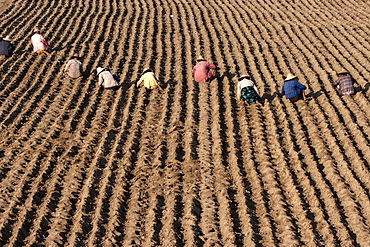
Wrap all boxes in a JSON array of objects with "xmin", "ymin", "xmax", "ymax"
[
  {"xmin": 142, "ymin": 68, "xmax": 152, "ymax": 74},
  {"xmin": 3, "ymin": 35, "xmax": 12, "ymax": 41},
  {"xmin": 285, "ymin": 73, "xmax": 297, "ymax": 81},
  {"xmin": 96, "ymin": 67, "xmax": 105, "ymax": 75},
  {"xmin": 238, "ymin": 74, "xmax": 250, "ymax": 80},
  {"xmin": 337, "ymin": 69, "xmax": 349, "ymax": 75}
]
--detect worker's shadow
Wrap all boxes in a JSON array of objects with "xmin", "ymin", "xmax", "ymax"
[
  {"xmin": 120, "ymin": 80, "xmax": 136, "ymax": 91},
  {"xmin": 164, "ymin": 80, "xmax": 177, "ymax": 87},
  {"xmin": 52, "ymin": 44, "xmax": 73, "ymax": 52},
  {"xmin": 52, "ymin": 47, "xmax": 64, "ymax": 52},
  {"xmin": 309, "ymin": 91, "xmax": 321, "ymax": 98},
  {"xmin": 358, "ymin": 82, "xmax": 369, "ymax": 94},
  {"xmin": 262, "ymin": 91, "xmax": 280, "ymax": 102},
  {"xmin": 217, "ymin": 72, "xmax": 237, "ymax": 81},
  {"xmin": 263, "ymin": 90, "xmax": 320, "ymax": 101}
]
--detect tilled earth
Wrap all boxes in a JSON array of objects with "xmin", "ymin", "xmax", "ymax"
[{"xmin": 1, "ymin": 0, "xmax": 370, "ymax": 246}]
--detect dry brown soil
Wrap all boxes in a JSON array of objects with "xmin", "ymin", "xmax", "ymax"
[
  {"xmin": 1, "ymin": 0, "xmax": 370, "ymax": 246},
  {"xmin": 0, "ymin": 0, "xmax": 11, "ymax": 13}
]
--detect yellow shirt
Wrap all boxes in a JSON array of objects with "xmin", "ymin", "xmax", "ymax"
[{"xmin": 137, "ymin": 72, "xmax": 159, "ymax": 89}]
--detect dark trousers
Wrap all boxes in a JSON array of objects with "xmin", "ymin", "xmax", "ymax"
[{"xmin": 289, "ymin": 90, "xmax": 304, "ymax": 102}]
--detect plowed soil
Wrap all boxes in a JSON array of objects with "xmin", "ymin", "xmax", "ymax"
[{"xmin": 1, "ymin": 0, "xmax": 370, "ymax": 246}]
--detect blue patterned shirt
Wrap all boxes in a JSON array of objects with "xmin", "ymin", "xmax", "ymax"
[{"xmin": 281, "ymin": 80, "xmax": 307, "ymax": 99}]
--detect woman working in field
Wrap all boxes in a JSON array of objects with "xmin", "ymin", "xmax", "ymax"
[
  {"xmin": 31, "ymin": 27, "xmax": 50, "ymax": 55},
  {"xmin": 332, "ymin": 69, "xmax": 355, "ymax": 96},
  {"xmin": 136, "ymin": 68, "xmax": 162, "ymax": 90},
  {"xmin": 236, "ymin": 74, "xmax": 263, "ymax": 106},
  {"xmin": 192, "ymin": 56, "xmax": 217, "ymax": 83},
  {"xmin": 0, "ymin": 35, "xmax": 15, "ymax": 60},
  {"xmin": 63, "ymin": 54, "xmax": 83, "ymax": 79},
  {"xmin": 96, "ymin": 67, "xmax": 120, "ymax": 90},
  {"xmin": 281, "ymin": 73, "xmax": 311, "ymax": 102}
]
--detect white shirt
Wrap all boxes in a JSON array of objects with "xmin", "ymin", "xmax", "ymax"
[
  {"xmin": 98, "ymin": 71, "xmax": 119, "ymax": 88},
  {"xmin": 31, "ymin": 33, "xmax": 48, "ymax": 52},
  {"xmin": 64, "ymin": 59, "xmax": 82, "ymax": 78},
  {"xmin": 237, "ymin": 79, "xmax": 259, "ymax": 100}
]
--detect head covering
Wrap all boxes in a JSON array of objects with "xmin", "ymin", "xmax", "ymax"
[
  {"xmin": 34, "ymin": 27, "xmax": 41, "ymax": 33},
  {"xmin": 196, "ymin": 55, "xmax": 206, "ymax": 61},
  {"xmin": 96, "ymin": 67, "xmax": 105, "ymax": 75},
  {"xmin": 238, "ymin": 74, "xmax": 250, "ymax": 81},
  {"xmin": 285, "ymin": 73, "xmax": 297, "ymax": 81},
  {"xmin": 142, "ymin": 68, "xmax": 152, "ymax": 74},
  {"xmin": 3, "ymin": 35, "xmax": 12, "ymax": 41},
  {"xmin": 71, "ymin": 53, "xmax": 80, "ymax": 59},
  {"xmin": 337, "ymin": 69, "xmax": 349, "ymax": 75}
]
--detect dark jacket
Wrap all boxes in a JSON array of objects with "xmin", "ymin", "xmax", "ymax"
[{"xmin": 0, "ymin": 40, "xmax": 14, "ymax": 57}]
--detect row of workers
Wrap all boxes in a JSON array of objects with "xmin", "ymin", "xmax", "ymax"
[
  {"xmin": 237, "ymin": 69, "xmax": 355, "ymax": 106},
  {"xmin": 0, "ymin": 30, "xmax": 355, "ymax": 102},
  {"xmin": 65, "ymin": 54, "xmax": 358, "ymax": 105}
]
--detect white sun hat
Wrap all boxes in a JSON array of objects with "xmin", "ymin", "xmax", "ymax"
[{"xmin": 96, "ymin": 67, "xmax": 105, "ymax": 75}]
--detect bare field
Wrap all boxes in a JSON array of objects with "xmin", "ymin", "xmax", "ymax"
[{"xmin": 1, "ymin": 0, "xmax": 370, "ymax": 246}]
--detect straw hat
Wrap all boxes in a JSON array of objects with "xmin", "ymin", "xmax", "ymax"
[
  {"xmin": 238, "ymin": 74, "xmax": 250, "ymax": 81},
  {"xmin": 142, "ymin": 68, "xmax": 152, "ymax": 74},
  {"xmin": 337, "ymin": 69, "xmax": 349, "ymax": 75},
  {"xmin": 196, "ymin": 55, "xmax": 206, "ymax": 61},
  {"xmin": 34, "ymin": 27, "xmax": 41, "ymax": 32},
  {"xmin": 285, "ymin": 73, "xmax": 297, "ymax": 81},
  {"xmin": 3, "ymin": 35, "xmax": 12, "ymax": 41},
  {"xmin": 96, "ymin": 67, "xmax": 105, "ymax": 75}
]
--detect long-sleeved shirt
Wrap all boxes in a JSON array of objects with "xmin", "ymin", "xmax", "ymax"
[
  {"xmin": 64, "ymin": 59, "xmax": 82, "ymax": 79},
  {"xmin": 282, "ymin": 79, "xmax": 307, "ymax": 99},
  {"xmin": 237, "ymin": 79, "xmax": 259, "ymax": 100},
  {"xmin": 98, "ymin": 71, "xmax": 119, "ymax": 88},
  {"xmin": 137, "ymin": 72, "xmax": 159, "ymax": 89},
  {"xmin": 332, "ymin": 75, "xmax": 354, "ymax": 95},
  {"xmin": 192, "ymin": 61, "xmax": 216, "ymax": 82},
  {"xmin": 31, "ymin": 33, "xmax": 48, "ymax": 52},
  {"xmin": 0, "ymin": 40, "xmax": 14, "ymax": 57}
]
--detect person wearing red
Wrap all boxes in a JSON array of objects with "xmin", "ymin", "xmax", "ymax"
[
  {"xmin": 192, "ymin": 56, "xmax": 216, "ymax": 83},
  {"xmin": 31, "ymin": 27, "xmax": 50, "ymax": 55}
]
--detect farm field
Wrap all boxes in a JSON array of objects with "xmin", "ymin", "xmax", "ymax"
[{"xmin": 1, "ymin": 0, "xmax": 370, "ymax": 246}]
